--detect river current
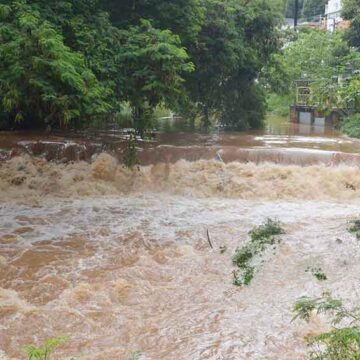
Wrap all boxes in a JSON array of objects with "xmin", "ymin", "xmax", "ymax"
[{"xmin": 1, "ymin": 116, "xmax": 360, "ymax": 359}]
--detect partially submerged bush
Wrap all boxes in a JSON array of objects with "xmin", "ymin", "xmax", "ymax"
[
  {"xmin": 123, "ymin": 133, "xmax": 139, "ymax": 168},
  {"xmin": 232, "ymin": 219, "xmax": 284, "ymax": 286},
  {"xmin": 248, "ymin": 218, "xmax": 284, "ymax": 242},
  {"xmin": 349, "ymin": 219, "xmax": 360, "ymax": 241},
  {"xmin": 306, "ymin": 266, "xmax": 327, "ymax": 281},
  {"xmin": 128, "ymin": 351, "xmax": 142, "ymax": 360},
  {"xmin": 293, "ymin": 292, "xmax": 360, "ymax": 359}
]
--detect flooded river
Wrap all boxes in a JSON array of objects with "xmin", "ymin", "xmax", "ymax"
[{"xmin": 1, "ymin": 116, "xmax": 360, "ymax": 359}]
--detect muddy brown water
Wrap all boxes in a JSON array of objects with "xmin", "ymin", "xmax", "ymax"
[{"xmin": 1, "ymin": 116, "xmax": 360, "ymax": 359}]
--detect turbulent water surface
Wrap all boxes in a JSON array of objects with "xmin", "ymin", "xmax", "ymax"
[{"xmin": 1, "ymin": 116, "xmax": 360, "ymax": 359}]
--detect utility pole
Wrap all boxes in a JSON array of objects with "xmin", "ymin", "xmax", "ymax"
[{"xmin": 294, "ymin": 0, "xmax": 299, "ymax": 28}]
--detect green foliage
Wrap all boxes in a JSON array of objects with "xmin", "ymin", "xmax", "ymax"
[
  {"xmin": 308, "ymin": 327, "xmax": 360, "ymax": 360},
  {"xmin": 341, "ymin": 114, "xmax": 360, "ymax": 138},
  {"xmin": 293, "ymin": 293, "xmax": 348, "ymax": 324},
  {"xmin": 232, "ymin": 219, "xmax": 284, "ymax": 286},
  {"xmin": 305, "ymin": 266, "xmax": 327, "ymax": 281},
  {"xmin": 249, "ymin": 218, "xmax": 284, "ymax": 242},
  {"xmin": 266, "ymin": 28, "xmax": 360, "ymax": 113},
  {"xmin": 342, "ymin": 0, "xmax": 360, "ymax": 48},
  {"xmin": 0, "ymin": 1, "xmax": 111, "ymax": 129},
  {"xmin": 118, "ymin": 19, "xmax": 194, "ymax": 135},
  {"xmin": 268, "ymin": 30, "xmax": 349, "ymax": 94},
  {"xmin": 0, "ymin": 0, "xmax": 283, "ymax": 132},
  {"xmin": 183, "ymin": 0, "xmax": 282, "ymax": 129},
  {"xmin": 348, "ymin": 218, "xmax": 360, "ymax": 240},
  {"xmin": 25, "ymin": 336, "xmax": 69, "ymax": 360},
  {"xmin": 123, "ymin": 133, "xmax": 139, "ymax": 168},
  {"xmin": 293, "ymin": 293, "xmax": 360, "ymax": 359},
  {"xmin": 267, "ymin": 93, "xmax": 292, "ymax": 117},
  {"xmin": 128, "ymin": 351, "xmax": 142, "ymax": 360}
]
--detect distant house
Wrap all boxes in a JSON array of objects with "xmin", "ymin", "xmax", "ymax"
[{"xmin": 325, "ymin": 0, "xmax": 349, "ymax": 32}]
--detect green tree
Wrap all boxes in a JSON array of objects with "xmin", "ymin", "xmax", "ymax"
[
  {"xmin": 342, "ymin": 0, "xmax": 360, "ymax": 48},
  {"xmin": 293, "ymin": 293, "xmax": 360, "ymax": 359},
  {"xmin": 266, "ymin": 29, "xmax": 359, "ymax": 100},
  {"xmin": 183, "ymin": 0, "xmax": 282, "ymax": 129},
  {"xmin": 0, "ymin": 1, "xmax": 110, "ymax": 128},
  {"xmin": 117, "ymin": 20, "xmax": 194, "ymax": 135},
  {"xmin": 0, "ymin": 0, "xmax": 283, "ymax": 132}
]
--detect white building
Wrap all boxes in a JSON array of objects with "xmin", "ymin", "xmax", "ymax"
[{"xmin": 325, "ymin": 0, "xmax": 343, "ymax": 32}]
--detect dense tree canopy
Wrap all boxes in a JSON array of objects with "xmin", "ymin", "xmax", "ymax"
[
  {"xmin": 342, "ymin": 0, "xmax": 360, "ymax": 48},
  {"xmin": 0, "ymin": 0, "xmax": 283, "ymax": 132},
  {"xmin": 0, "ymin": 1, "xmax": 111, "ymax": 128}
]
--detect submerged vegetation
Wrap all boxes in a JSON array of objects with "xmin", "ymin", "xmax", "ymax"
[
  {"xmin": 348, "ymin": 218, "xmax": 360, "ymax": 241},
  {"xmin": 293, "ymin": 292, "xmax": 360, "ymax": 359},
  {"xmin": 123, "ymin": 133, "xmax": 140, "ymax": 169},
  {"xmin": 128, "ymin": 351, "xmax": 142, "ymax": 360},
  {"xmin": 232, "ymin": 219, "xmax": 284, "ymax": 286},
  {"xmin": 25, "ymin": 336, "xmax": 69, "ymax": 360},
  {"xmin": 306, "ymin": 266, "xmax": 327, "ymax": 281}
]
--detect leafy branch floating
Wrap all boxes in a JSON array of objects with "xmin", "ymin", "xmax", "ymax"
[{"xmin": 232, "ymin": 218, "xmax": 284, "ymax": 287}]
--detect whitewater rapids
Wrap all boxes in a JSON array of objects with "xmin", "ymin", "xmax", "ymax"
[{"xmin": 1, "ymin": 153, "xmax": 360, "ymax": 359}]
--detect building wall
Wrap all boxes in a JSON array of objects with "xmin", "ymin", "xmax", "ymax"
[
  {"xmin": 326, "ymin": 0, "xmax": 342, "ymax": 14},
  {"xmin": 325, "ymin": 0, "xmax": 343, "ymax": 32}
]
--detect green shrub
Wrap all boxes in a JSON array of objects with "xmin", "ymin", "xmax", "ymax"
[
  {"xmin": 306, "ymin": 266, "xmax": 327, "ymax": 281},
  {"xmin": 248, "ymin": 218, "xmax": 284, "ymax": 242},
  {"xmin": 123, "ymin": 133, "xmax": 139, "ymax": 168},
  {"xmin": 340, "ymin": 114, "xmax": 360, "ymax": 138},
  {"xmin": 293, "ymin": 292, "xmax": 360, "ymax": 359},
  {"xmin": 128, "ymin": 351, "xmax": 142, "ymax": 360},
  {"xmin": 349, "ymin": 219, "xmax": 360, "ymax": 241},
  {"xmin": 25, "ymin": 336, "xmax": 69, "ymax": 360},
  {"xmin": 232, "ymin": 219, "xmax": 284, "ymax": 286}
]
